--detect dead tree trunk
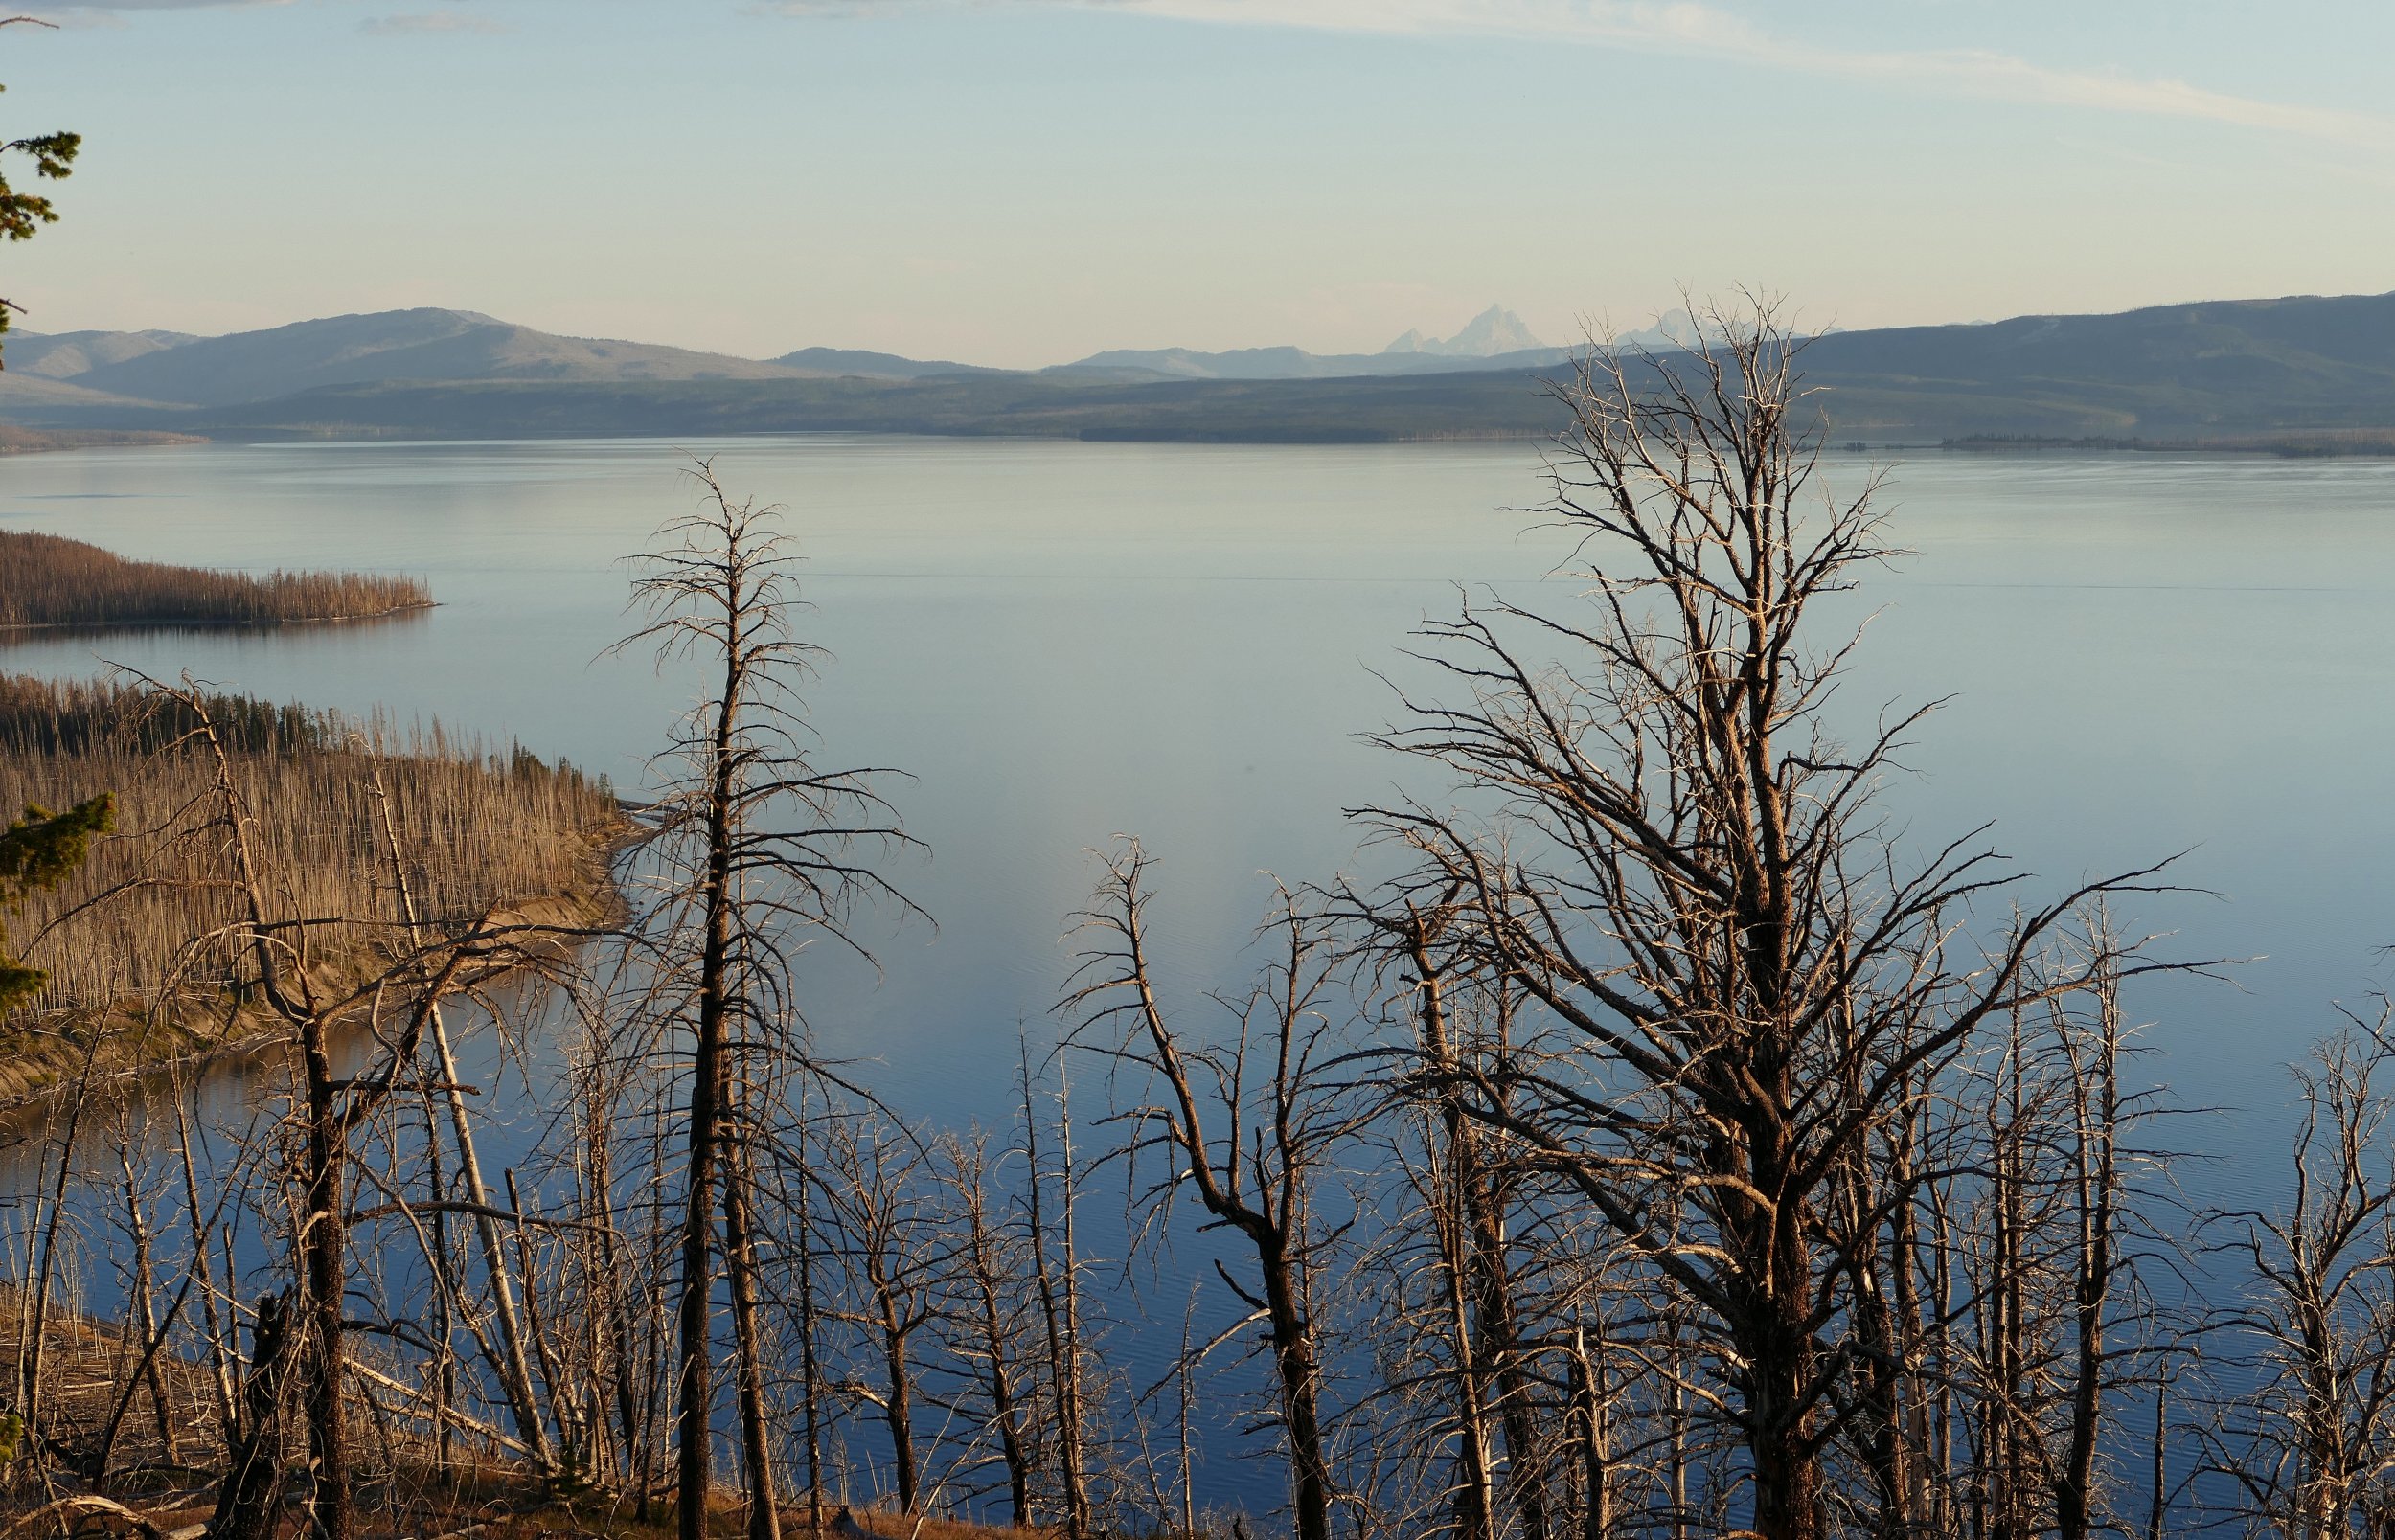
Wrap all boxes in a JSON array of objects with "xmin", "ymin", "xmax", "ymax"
[
  {"xmin": 619, "ymin": 458, "xmax": 917, "ymax": 1540},
  {"xmin": 1065, "ymin": 852, "xmax": 1346, "ymax": 1540},
  {"xmin": 944, "ymin": 1134, "xmax": 1037, "ymax": 1527},
  {"xmin": 820, "ymin": 1116, "xmax": 938, "ymax": 1516},
  {"xmin": 724, "ymin": 1129, "xmax": 784, "ymax": 1540},
  {"xmin": 370, "ymin": 767, "xmax": 554, "ymax": 1475},
  {"xmin": 673, "ymin": 651, "xmax": 739, "ymax": 1540},
  {"xmin": 208, "ymin": 1294, "xmax": 294, "ymax": 1540},
  {"xmin": 1357, "ymin": 300, "xmax": 2160, "ymax": 1540},
  {"xmin": 2054, "ymin": 959, "xmax": 2124, "ymax": 1540},
  {"xmin": 1568, "ymin": 1324, "xmax": 1611, "ymax": 1540},
  {"xmin": 1022, "ymin": 1044, "xmax": 1093, "ymax": 1540}
]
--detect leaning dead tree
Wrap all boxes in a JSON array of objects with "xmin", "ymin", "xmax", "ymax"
[
  {"xmin": 618, "ymin": 460, "xmax": 917, "ymax": 1540},
  {"xmin": 1357, "ymin": 298, "xmax": 2167, "ymax": 1540}
]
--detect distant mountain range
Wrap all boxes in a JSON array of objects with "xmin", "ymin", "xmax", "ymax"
[
  {"xmin": 1384, "ymin": 305, "xmax": 1546, "ymax": 357},
  {"xmin": 1060, "ymin": 305, "xmax": 1567, "ymax": 381},
  {"xmin": 11, "ymin": 291, "xmax": 2395, "ymax": 448},
  {"xmin": 0, "ymin": 308, "xmax": 818, "ymax": 414}
]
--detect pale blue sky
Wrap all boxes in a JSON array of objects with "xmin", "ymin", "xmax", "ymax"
[{"xmin": 5, "ymin": 0, "xmax": 2391, "ymax": 365}]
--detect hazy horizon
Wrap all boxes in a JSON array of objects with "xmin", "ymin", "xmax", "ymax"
[{"xmin": 6, "ymin": 0, "xmax": 2394, "ymax": 368}]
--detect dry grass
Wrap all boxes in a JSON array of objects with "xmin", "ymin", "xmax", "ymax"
[
  {"xmin": 0, "ymin": 1283, "xmax": 225, "ymax": 1488},
  {"xmin": 0, "ymin": 673, "xmax": 623, "ymax": 1101},
  {"xmin": 0, "ymin": 529, "xmax": 430, "ymax": 630}
]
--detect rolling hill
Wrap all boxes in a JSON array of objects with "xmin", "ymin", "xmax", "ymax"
[
  {"xmin": 770, "ymin": 346, "xmax": 999, "ymax": 379},
  {"xmin": 53, "ymin": 308, "xmax": 821, "ymax": 407},
  {"xmin": 6, "ymin": 327, "xmax": 198, "ymax": 380},
  {"xmin": 12, "ymin": 290, "xmax": 2395, "ymax": 448}
]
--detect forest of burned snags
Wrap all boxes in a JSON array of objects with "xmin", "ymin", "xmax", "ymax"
[
  {"xmin": 8, "ymin": 307, "xmax": 2395, "ymax": 1540},
  {"xmin": 0, "ymin": 529, "xmax": 430, "ymax": 631}
]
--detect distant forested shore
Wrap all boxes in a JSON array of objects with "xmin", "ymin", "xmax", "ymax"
[
  {"xmin": 0, "ymin": 529, "xmax": 431, "ymax": 631},
  {"xmin": 17, "ymin": 286, "xmax": 2395, "ymax": 448}
]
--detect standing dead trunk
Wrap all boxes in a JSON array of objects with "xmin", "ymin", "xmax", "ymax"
[
  {"xmin": 619, "ymin": 459, "xmax": 917, "ymax": 1540},
  {"xmin": 91, "ymin": 1138, "xmax": 182, "ymax": 1478},
  {"xmin": 820, "ymin": 1117, "xmax": 938, "ymax": 1517},
  {"xmin": 1064, "ymin": 853, "xmax": 1345, "ymax": 1540},
  {"xmin": 370, "ymin": 767, "xmax": 555, "ymax": 1476},
  {"xmin": 175, "ymin": 1078, "xmax": 240, "ymax": 1444},
  {"xmin": 19, "ymin": 1021, "xmax": 106, "ymax": 1458},
  {"xmin": 1354, "ymin": 301, "xmax": 2158, "ymax": 1540},
  {"xmin": 1569, "ymin": 1324, "xmax": 1610, "ymax": 1540},
  {"xmin": 789, "ymin": 1099, "xmax": 828, "ymax": 1536},
  {"xmin": 300, "ymin": 996, "xmax": 352, "ymax": 1540},
  {"xmin": 723, "ymin": 1130, "xmax": 784, "ymax": 1540},
  {"xmin": 673, "ymin": 634, "xmax": 741, "ymax": 1540},
  {"xmin": 1023, "ymin": 1047, "xmax": 1093, "ymax": 1540},
  {"xmin": 1429, "ymin": 1136, "xmax": 1497, "ymax": 1540},
  {"xmin": 208, "ymin": 1293, "xmax": 294, "ymax": 1540},
  {"xmin": 945, "ymin": 1134, "xmax": 1037, "ymax": 1527},
  {"xmin": 2054, "ymin": 962, "xmax": 2123, "ymax": 1540}
]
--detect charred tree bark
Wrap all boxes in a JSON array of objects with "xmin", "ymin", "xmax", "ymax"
[
  {"xmin": 724, "ymin": 1131, "xmax": 784, "ymax": 1540},
  {"xmin": 673, "ymin": 627, "xmax": 741, "ymax": 1540},
  {"xmin": 208, "ymin": 1294, "xmax": 293, "ymax": 1540}
]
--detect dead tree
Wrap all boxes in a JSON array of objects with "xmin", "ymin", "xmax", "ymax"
[
  {"xmin": 618, "ymin": 459, "xmax": 916, "ymax": 1540},
  {"xmin": 1353, "ymin": 895, "xmax": 1568, "ymax": 1540},
  {"xmin": 1357, "ymin": 299, "xmax": 2164, "ymax": 1540},
  {"xmin": 208, "ymin": 1292, "xmax": 296, "ymax": 1540},
  {"xmin": 367, "ymin": 759, "xmax": 554, "ymax": 1476},
  {"xmin": 810, "ymin": 1112, "xmax": 939, "ymax": 1514},
  {"xmin": 1065, "ymin": 848, "xmax": 1354, "ymax": 1540},
  {"xmin": 2204, "ymin": 1009, "xmax": 2395, "ymax": 1536},
  {"xmin": 2049, "ymin": 939, "xmax": 2143, "ymax": 1540},
  {"xmin": 1020, "ymin": 1037, "xmax": 1097, "ymax": 1539},
  {"xmin": 1927, "ymin": 926, "xmax": 2182, "ymax": 1540},
  {"xmin": 156, "ymin": 675, "xmax": 573, "ymax": 1540},
  {"xmin": 932, "ymin": 1130, "xmax": 1041, "ymax": 1526}
]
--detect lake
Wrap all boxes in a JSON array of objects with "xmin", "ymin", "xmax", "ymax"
[{"xmin": 4, "ymin": 435, "xmax": 2393, "ymax": 1510}]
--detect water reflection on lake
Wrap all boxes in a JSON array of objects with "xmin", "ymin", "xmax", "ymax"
[{"xmin": 4, "ymin": 436, "xmax": 2395, "ymax": 1509}]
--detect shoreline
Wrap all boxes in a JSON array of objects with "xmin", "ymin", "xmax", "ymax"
[
  {"xmin": 0, "ymin": 599, "xmax": 439, "ymax": 636},
  {"xmin": 0, "ymin": 426, "xmax": 206, "ymax": 455},
  {"xmin": 23, "ymin": 420, "xmax": 2395, "ymax": 456}
]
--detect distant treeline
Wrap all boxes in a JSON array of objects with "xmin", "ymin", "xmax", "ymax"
[
  {"xmin": 1946, "ymin": 429, "xmax": 2395, "ymax": 458},
  {"xmin": 0, "ymin": 529, "xmax": 430, "ymax": 630},
  {"xmin": 0, "ymin": 425, "xmax": 203, "ymax": 454},
  {"xmin": 0, "ymin": 672, "xmax": 619, "ymax": 1096}
]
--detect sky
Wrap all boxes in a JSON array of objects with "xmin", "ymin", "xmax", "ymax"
[{"xmin": 2, "ymin": 0, "xmax": 2391, "ymax": 366}]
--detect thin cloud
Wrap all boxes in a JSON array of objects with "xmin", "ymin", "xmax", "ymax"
[
  {"xmin": 1119, "ymin": 0, "xmax": 2390, "ymax": 146},
  {"xmin": 744, "ymin": 1, "xmax": 927, "ymax": 13},
  {"xmin": 28, "ymin": 0, "xmax": 294, "ymax": 10},
  {"xmin": 758, "ymin": 0, "xmax": 2392, "ymax": 148},
  {"xmin": 359, "ymin": 9, "xmax": 505, "ymax": 34}
]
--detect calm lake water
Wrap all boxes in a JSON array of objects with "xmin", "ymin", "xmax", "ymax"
[
  {"xmin": 3, "ymin": 436, "xmax": 2392, "ymax": 1507},
  {"xmin": 5, "ymin": 437, "xmax": 2389, "ymax": 1145}
]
